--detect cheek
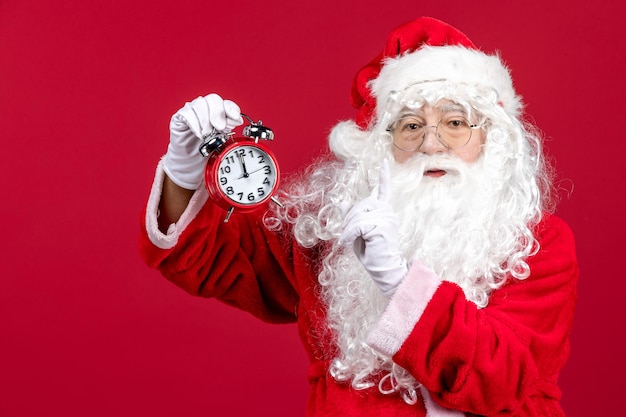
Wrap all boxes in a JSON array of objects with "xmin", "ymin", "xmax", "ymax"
[
  {"xmin": 393, "ymin": 148, "xmax": 412, "ymax": 163},
  {"xmin": 455, "ymin": 146, "xmax": 481, "ymax": 163},
  {"xmin": 455, "ymin": 131, "xmax": 485, "ymax": 163}
]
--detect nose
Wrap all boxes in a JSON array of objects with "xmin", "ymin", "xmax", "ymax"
[{"xmin": 419, "ymin": 126, "xmax": 446, "ymax": 155}]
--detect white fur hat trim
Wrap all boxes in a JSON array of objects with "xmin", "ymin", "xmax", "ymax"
[{"xmin": 370, "ymin": 45, "xmax": 521, "ymax": 118}]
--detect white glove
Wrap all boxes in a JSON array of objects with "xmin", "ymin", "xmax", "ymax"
[
  {"xmin": 338, "ymin": 160, "xmax": 408, "ymax": 296},
  {"xmin": 163, "ymin": 93, "xmax": 244, "ymax": 190}
]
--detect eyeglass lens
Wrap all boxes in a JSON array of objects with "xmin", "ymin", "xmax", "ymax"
[{"xmin": 391, "ymin": 116, "xmax": 474, "ymax": 151}]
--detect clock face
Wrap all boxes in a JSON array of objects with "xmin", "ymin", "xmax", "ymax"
[{"xmin": 215, "ymin": 144, "xmax": 278, "ymax": 207}]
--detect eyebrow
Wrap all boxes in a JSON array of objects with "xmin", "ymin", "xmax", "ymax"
[
  {"xmin": 397, "ymin": 110, "xmax": 422, "ymax": 119},
  {"xmin": 436, "ymin": 103, "xmax": 467, "ymax": 115}
]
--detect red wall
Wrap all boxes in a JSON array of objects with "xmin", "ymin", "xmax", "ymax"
[{"xmin": 1, "ymin": 1, "xmax": 623, "ymax": 416}]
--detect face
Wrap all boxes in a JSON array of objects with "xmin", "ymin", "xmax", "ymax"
[
  {"xmin": 389, "ymin": 100, "xmax": 485, "ymax": 170},
  {"xmin": 216, "ymin": 144, "xmax": 278, "ymax": 207}
]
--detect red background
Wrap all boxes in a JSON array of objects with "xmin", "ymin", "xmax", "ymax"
[{"xmin": 1, "ymin": 1, "xmax": 624, "ymax": 416}]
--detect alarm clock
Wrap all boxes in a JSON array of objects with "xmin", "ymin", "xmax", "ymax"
[{"xmin": 200, "ymin": 115, "xmax": 281, "ymax": 222}]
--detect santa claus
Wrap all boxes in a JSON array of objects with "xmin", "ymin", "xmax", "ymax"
[{"xmin": 140, "ymin": 17, "xmax": 578, "ymax": 417}]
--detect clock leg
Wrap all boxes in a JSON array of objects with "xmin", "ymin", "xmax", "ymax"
[
  {"xmin": 224, "ymin": 206, "xmax": 235, "ymax": 223},
  {"xmin": 270, "ymin": 196, "xmax": 284, "ymax": 208}
]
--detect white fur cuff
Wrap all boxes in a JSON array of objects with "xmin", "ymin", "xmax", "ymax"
[
  {"xmin": 145, "ymin": 158, "xmax": 209, "ymax": 250},
  {"xmin": 366, "ymin": 260, "xmax": 443, "ymax": 357}
]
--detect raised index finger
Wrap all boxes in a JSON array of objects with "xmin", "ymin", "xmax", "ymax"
[{"xmin": 377, "ymin": 159, "xmax": 392, "ymax": 203}]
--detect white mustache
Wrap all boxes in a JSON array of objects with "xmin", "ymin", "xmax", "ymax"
[{"xmin": 392, "ymin": 154, "xmax": 470, "ymax": 182}]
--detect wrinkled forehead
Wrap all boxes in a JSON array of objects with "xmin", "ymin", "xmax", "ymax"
[{"xmin": 396, "ymin": 100, "xmax": 469, "ymax": 118}]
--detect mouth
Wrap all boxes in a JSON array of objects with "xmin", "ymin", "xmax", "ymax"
[{"xmin": 423, "ymin": 169, "xmax": 447, "ymax": 178}]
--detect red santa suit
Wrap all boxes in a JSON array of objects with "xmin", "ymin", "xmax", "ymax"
[{"xmin": 139, "ymin": 163, "xmax": 579, "ymax": 417}]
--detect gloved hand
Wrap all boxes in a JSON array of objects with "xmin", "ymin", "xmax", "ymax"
[
  {"xmin": 163, "ymin": 93, "xmax": 244, "ymax": 190},
  {"xmin": 338, "ymin": 160, "xmax": 408, "ymax": 296}
]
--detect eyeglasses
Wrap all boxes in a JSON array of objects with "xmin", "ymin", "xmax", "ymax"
[{"xmin": 388, "ymin": 115, "xmax": 483, "ymax": 151}]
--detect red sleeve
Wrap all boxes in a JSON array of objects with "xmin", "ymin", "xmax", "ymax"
[
  {"xmin": 367, "ymin": 215, "xmax": 578, "ymax": 415},
  {"xmin": 139, "ymin": 200, "xmax": 300, "ymax": 324}
]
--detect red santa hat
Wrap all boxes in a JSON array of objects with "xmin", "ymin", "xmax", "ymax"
[{"xmin": 351, "ymin": 17, "xmax": 521, "ymax": 129}]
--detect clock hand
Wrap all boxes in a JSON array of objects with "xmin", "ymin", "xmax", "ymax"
[
  {"xmin": 244, "ymin": 166, "xmax": 267, "ymax": 176},
  {"xmin": 237, "ymin": 164, "xmax": 269, "ymax": 180},
  {"xmin": 237, "ymin": 152, "xmax": 249, "ymax": 178}
]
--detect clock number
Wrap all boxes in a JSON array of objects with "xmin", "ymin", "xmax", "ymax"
[
  {"xmin": 220, "ymin": 177, "xmax": 228, "ymax": 186},
  {"xmin": 257, "ymin": 155, "xmax": 265, "ymax": 164},
  {"xmin": 237, "ymin": 192, "xmax": 244, "ymax": 201},
  {"xmin": 257, "ymin": 187, "xmax": 265, "ymax": 197},
  {"xmin": 226, "ymin": 186, "xmax": 234, "ymax": 196},
  {"xmin": 263, "ymin": 165, "xmax": 271, "ymax": 175},
  {"xmin": 220, "ymin": 166, "xmax": 231, "ymax": 174},
  {"xmin": 226, "ymin": 155, "xmax": 235, "ymax": 164},
  {"xmin": 263, "ymin": 177, "xmax": 270, "ymax": 185},
  {"xmin": 247, "ymin": 193, "xmax": 255, "ymax": 201}
]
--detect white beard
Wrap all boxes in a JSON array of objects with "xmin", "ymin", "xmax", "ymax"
[
  {"xmin": 389, "ymin": 153, "xmax": 506, "ymax": 299},
  {"xmin": 323, "ymin": 151, "xmax": 529, "ymax": 401}
]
